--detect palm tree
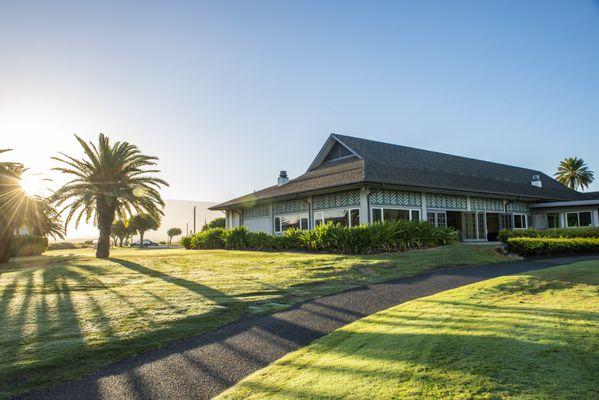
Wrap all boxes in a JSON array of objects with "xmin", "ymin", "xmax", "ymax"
[
  {"xmin": 554, "ymin": 157, "xmax": 595, "ymax": 190},
  {"xmin": 52, "ymin": 134, "xmax": 168, "ymax": 258},
  {"xmin": 1, "ymin": 150, "xmax": 64, "ymax": 263}
]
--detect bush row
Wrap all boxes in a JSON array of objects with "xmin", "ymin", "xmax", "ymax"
[
  {"xmin": 10, "ymin": 235, "xmax": 49, "ymax": 257},
  {"xmin": 181, "ymin": 221, "xmax": 458, "ymax": 255},
  {"xmin": 507, "ymin": 237, "xmax": 599, "ymax": 256},
  {"xmin": 498, "ymin": 227, "xmax": 599, "ymax": 243}
]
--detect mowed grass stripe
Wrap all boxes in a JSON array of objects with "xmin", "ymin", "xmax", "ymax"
[
  {"xmin": 217, "ymin": 261, "xmax": 599, "ymax": 400},
  {"xmin": 0, "ymin": 245, "xmax": 509, "ymax": 398}
]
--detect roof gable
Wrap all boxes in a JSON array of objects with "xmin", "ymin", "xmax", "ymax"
[{"xmin": 307, "ymin": 134, "xmax": 362, "ymax": 171}]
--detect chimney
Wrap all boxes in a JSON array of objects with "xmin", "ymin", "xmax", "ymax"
[
  {"xmin": 531, "ymin": 175, "xmax": 542, "ymax": 188},
  {"xmin": 277, "ymin": 170, "xmax": 289, "ymax": 186}
]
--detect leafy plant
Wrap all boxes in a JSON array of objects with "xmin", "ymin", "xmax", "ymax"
[{"xmin": 183, "ymin": 221, "xmax": 458, "ymax": 255}]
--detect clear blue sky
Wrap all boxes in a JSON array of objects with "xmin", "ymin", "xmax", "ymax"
[{"xmin": 2, "ymin": 0, "xmax": 599, "ymax": 206}]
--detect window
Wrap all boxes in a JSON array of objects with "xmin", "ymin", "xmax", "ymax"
[
  {"xmin": 314, "ymin": 208, "xmax": 360, "ymax": 227},
  {"xmin": 274, "ymin": 214, "xmax": 309, "ymax": 233},
  {"xmin": 426, "ymin": 211, "xmax": 447, "ymax": 227},
  {"xmin": 274, "ymin": 217, "xmax": 281, "ymax": 232},
  {"xmin": 372, "ymin": 207, "xmax": 421, "ymax": 223},
  {"xmin": 373, "ymin": 208, "xmax": 382, "ymax": 223},
  {"xmin": 500, "ymin": 213, "xmax": 513, "ymax": 230},
  {"xmin": 437, "ymin": 212, "xmax": 447, "ymax": 227},
  {"xmin": 513, "ymin": 214, "xmax": 527, "ymax": 229},
  {"xmin": 427, "ymin": 212, "xmax": 435, "ymax": 224},
  {"xmin": 567, "ymin": 211, "xmax": 592, "ymax": 228},
  {"xmin": 547, "ymin": 213, "xmax": 559, "ymax": 228}
]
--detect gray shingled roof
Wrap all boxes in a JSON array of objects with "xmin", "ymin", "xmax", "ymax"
[{"xmin": 211, "ymin": 134, "xmax": 583, "ymax": 209}]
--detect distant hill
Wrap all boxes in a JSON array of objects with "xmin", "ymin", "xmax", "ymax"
[{"xmin": 62, "ymin": 199, "xmax": 222, "ymax": 242}]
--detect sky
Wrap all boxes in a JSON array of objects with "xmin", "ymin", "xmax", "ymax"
[{"xmin": 1, "ymin": 1, "xmax": 598, "ymax": 236}]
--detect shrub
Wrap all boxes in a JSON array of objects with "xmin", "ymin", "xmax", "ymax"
[
  {"xmin": 223, "ymin": 226, "xmax": 249, "ymax": 249},
  {"xmin": 499, "ymin": 227, "xmax": 599, "ymax": 243},
  {"xmin": 10, "ymin": 235, "xmax": 49, "ymax": 257},
  {"xmin": 182, "ymin": 221, "xmax": 458, "ymax": 254},
  {"xmin": 180, "ymin": 235, "xmax": 192, "ymax": 249},
  {"xmin": 507, "ymin": 237, "xmax": 599, "ymax": 256}
]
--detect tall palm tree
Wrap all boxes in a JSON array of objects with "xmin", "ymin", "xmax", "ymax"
[
  {"xmin": 0, "ymin": 149, "xmax": 64, "ymax": 263},
  {"xmin": 554, "ymin": 157, "xmax": 595, "ymax": 191},
  {"xmin": 52, "ymin": 134, "xmax": 168, "ymax": 258}
]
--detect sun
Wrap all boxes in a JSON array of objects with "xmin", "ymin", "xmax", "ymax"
[{"xmin": 20, "ymin": 173, "xmax": 47, "ymax": 197}]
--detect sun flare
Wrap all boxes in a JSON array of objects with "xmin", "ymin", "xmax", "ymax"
[{"xmin": 20, "ymin": 173, "xmax": 46, "ymax": 197}]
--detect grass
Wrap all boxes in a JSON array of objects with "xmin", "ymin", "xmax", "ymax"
[
  {"xmin": 0, "ymin": 245, "xmax": 510, "ymax": 398},
  {"xmin": 217, "ymin": 261, "xmax": 599, "ymax": 400}
]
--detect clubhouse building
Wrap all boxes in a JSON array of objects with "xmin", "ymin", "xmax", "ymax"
[{"xmin": 210, "ymin": 134, "xmax": 599, "ymax": 242}]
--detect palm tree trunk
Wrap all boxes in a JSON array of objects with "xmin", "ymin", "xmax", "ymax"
[
  {"xmin": 139, "ymin": 230, "xmax": 145, "ymax": 248},
  {"xmin": 96, "ymin": 198, "xmax": 114, "ymax": 259}
]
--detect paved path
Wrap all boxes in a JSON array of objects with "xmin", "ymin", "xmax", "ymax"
[{"xmin": 18, "ymin": 255, "xmax": 599, "ymax": 400}]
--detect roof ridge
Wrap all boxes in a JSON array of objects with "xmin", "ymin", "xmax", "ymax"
[{"xmin": 332, "ymin": 133, "xmax": 549, "ymax": 175}]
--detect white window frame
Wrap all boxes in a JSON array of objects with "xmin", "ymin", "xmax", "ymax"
[
  {"xmin": 314, "ymin": 207, "xmax": 360, "ymax": 228},
  {"xmin": 513, "ymin": 213, "xmax": 528, "ymax": 229},
  {"xmin": 566, "ymin": 211, "xmax": 593, "ymax": 228},
  {"xmin": 426, "ymin": 211, "xmax": 447, "ymax": 227},
  {"xmin": 274, "ymin": 213, "xmax": 309, "ymax": 234},
  {"xmin": 371, "ymin": 206, "xmax": 421, "ymax": 223}
]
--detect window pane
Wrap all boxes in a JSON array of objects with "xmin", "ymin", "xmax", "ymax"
[
  {"xmin": 579, "ymin": 212, "xmax": 592, "ymax": 227},
  {"xmin": 547, "ymin": 214, "xmax": 559, "ymax": 228},
  {"xmin": 567, "ymin": 213, "xmax": 578, "ymax": 227},
  {"xmin": 300, "ymin": 217, "xmax": 309, "ymax": 230},
  {"xmin": 372, "ymin": 208, "xmax": 382, "ymax": 222},
  {"xmin": 411, "ymin": 210, "xmax": 420, "ymax": 221},
  {"xmin": 514, "ymin": 215, "xmax": 523, "ymax": 229},
  {"xmin": 437, "ymin": 213, "xmax": 447, "ymax": 227},
  {"xmin": 314, "ymin": 213, "xmax": 323, "ymax": 226},
  {"xmin": 274, "ymin": 217, "xmax": 281, "ymax": 232},
  {"xmin": 281, "ymin": 215, "xmax": 301, "ymax": 231},
  {"xmin": 501, "ymin": 214, "xmax": 513, "ymax": 230},
  {"xmin": 323, "ymin": 209, "xmax": 349, "ymax": 226},
  {"xmin": 350, "ymin": 209, "xmax": 360, "ymax": 227},
  {"xmin": 384, "ymin": 209, "xmax": 410, "ymax": 222},
  {"xmin": 427, "ymin": 212, "xmax": 435, "ymax": 224}
]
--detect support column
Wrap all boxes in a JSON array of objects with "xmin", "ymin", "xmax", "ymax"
[
  {"xmin": 593, "ymin": 209, "xmax": 599, "ymax": 227},
  {"xmin": 420, "ymin": 192, "xmax": 427, "ymax": 221},
  {"xmin": 306, "ymin": 197, "xmax": 314, "ymax": 229},
  {"xmin": 359, "ymin": 186, "xmax": 370, "ymax": 225}
]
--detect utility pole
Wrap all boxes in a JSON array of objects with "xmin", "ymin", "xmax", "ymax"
[{"xmin": 193, "ymin": 206, "xmax": 196, "ymax": 234}]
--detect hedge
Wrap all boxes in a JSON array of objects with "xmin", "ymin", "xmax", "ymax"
[
  {"xmin": 10, "ymin": 235, "xmax": 49, "ymax": 257},
  {"xmin": 498, "ymin": 227, "xmax": 599, "ymax": 243},
  {"xmin": 506, "ymin": 237, "xmax": 599, "ymax": 256},
  {"xmin": 181, "ymin": 221, "xmax": 459, "ymax": 255}
]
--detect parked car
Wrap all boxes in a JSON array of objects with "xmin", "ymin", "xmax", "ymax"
[{"xmin": 132, "ymin": 239, "xmax": 159, "ymax": 247}]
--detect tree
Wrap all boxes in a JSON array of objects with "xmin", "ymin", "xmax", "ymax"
[
  {"xmin": 130, "ymin": 214, "xmax": 160, "ymax": 247},
  {"xmin": 555, "ymin": 157, "xmax": 595, "ymax": 190},
  {"xmin": 1, "ymin": 150, "xmax": 64, "ymax": 263},
  {"xmin": 167, "ymin": 227, "xmax": 182, "ymax": 244},
  {"xmin": 202, "ymin": 217, "xmax": 226, "ymax": 231},
  {"xmin": 52, "ymin": 134, "xmax": 168, "ymax": 258},
  {"xmin": 111, "ymin": 220, "xmax": 129, "ymax": 247}
]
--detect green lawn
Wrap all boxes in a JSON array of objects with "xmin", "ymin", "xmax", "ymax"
[
  {"xmin": 0, "ymin": 245, "xmax": 510, "ymax": 398},
  {"xmin": 217, "ymin": 261, "xmax": 599, "ymax": 400}
]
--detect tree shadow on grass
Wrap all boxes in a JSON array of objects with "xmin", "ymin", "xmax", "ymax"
[{"xmin": 233, "ymin": 329, "xmax": 598, "ymax": 400}]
